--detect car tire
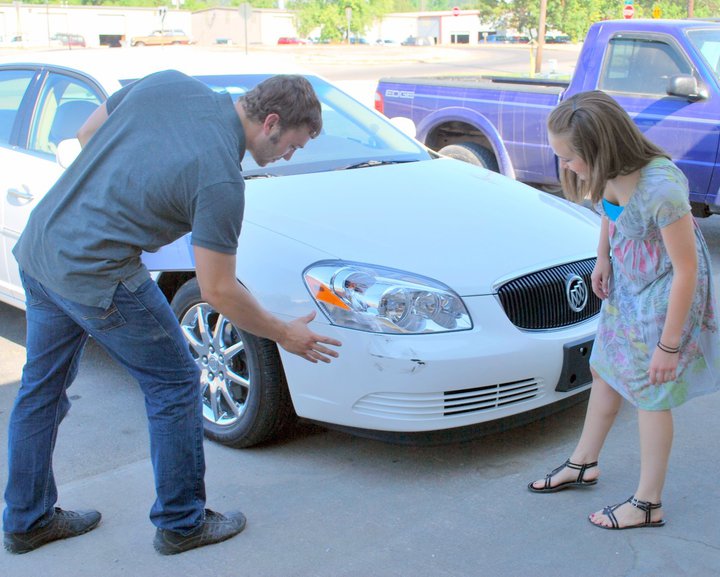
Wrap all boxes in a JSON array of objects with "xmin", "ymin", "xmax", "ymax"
[
  {"xmin": 170, "ymin": 278, "xmax": 296, "ymax": 448},
  {"xmin": 438, "ymin": 142, "xmax": 499, "ymax": 172},
  {"xmin": 134, "ymin": 41, "xmax": 145, "ymax": 46}
]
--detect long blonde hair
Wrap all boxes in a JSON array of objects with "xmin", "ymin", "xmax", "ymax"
[{"xmin": 547, "ymin": 90, "xmax": 668, "ymax": 204}]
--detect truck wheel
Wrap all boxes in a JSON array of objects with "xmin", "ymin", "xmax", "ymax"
[
  {"xmin": 170, "ymin": 278, "xmax": 296, "ymax": 448},
  {"xmin": 438, "ymin": 142, "xmax": 499, "ymax": 172},
  {"xmin": 537, "ymin": 184, "xmax": 564, "ymax": 197},
  {"xmin": 691, "ymin": 202, "xmax": 711, "ymax": 218}
]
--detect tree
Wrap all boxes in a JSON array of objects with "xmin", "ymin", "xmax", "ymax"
[
  {"xmin": 290, "ymin": 0, "xmax": 393, "ymax": 42},
  {"xmin": 542, "ymin": 0, "xmax": 720, "ymax": 42},
  {"xmin": 475, "ymin": 0, "xmax": 504, "ymax": 28},
  {"xmin": 547, "ymin": 0, "xmax": 619, "ymax": 40}
]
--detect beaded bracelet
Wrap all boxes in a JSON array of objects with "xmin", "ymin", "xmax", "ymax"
[{"xmin": 657, "ymin": 341, "xmax": 681, "ymax": 354}]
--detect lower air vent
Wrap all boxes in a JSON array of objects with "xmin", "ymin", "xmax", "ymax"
[{"xmin": 353, "ymin": 379, "xmax": 540, "ymax": 420}]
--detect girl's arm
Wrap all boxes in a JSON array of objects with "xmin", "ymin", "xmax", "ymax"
[
  {"xmin": 591, "ymin": 216, "xmax": 612, "ymax": 300},
  {"xmin": 649, "ymin": 212, "xmax": 697, "ymax": 384}
]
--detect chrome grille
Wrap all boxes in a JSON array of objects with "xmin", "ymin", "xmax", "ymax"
[
  {"xmin": 497, "ymin": 258, "xmax": 601, "ymax": 330},
  {"xmin": 353, "ymin": 379, "xmax": 540, "ymax": 420}
]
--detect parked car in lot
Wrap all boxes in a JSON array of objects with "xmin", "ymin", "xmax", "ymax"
[
  {"xmin": 401, "ymin": 35, "xmax": 434, "ymax": 46},
  {"xmin": 377, "ymin": 19, "xmax": 720, "ymax": 217},
  {"xmin": 0, "ymin": 49, "xmax": 600, "ymax": 448},
  {"xmin": 545, "ymin": 34, "xmax": 571, "ymax": 44},
  {"xmin": 277, "ymin": 36, "xmax": 307, "ymax": 45},
  {"xmin": 50, "ymin": 33, "xmax": 86, "ymax": 48},
  {"xmin": 130, "ymin": 29, "xmax": 191, "ymax": 46},
  {"xmin": 486, "ymin": 34, "xmax": 508, "ymax": 43},
  {"xmin": 0, "ymin": 34, "xmax": 30, "ymax": 48}
]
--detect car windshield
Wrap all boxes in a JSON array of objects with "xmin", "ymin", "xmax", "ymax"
[
  {"xmin": 119, "ymin": 73, "xmax": 430, "ymax": 178},
  {"xmin": 687, "ymin": 28, "xmax": 720, "ymax": 83}
]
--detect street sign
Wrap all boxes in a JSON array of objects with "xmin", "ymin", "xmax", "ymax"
[
  {"xmin": 452, "ymin": 6, "xmax": 460, "ymax": 16},
  {"xmin": 239, "ymin": 2, "xmax": 251, "ymax": 18},
  {"xmin": 653, "ymin": 4, "xmax": 662, "ymax": 18},
  {"xmin": 623, "ymin": 4, "xmax": 634, "ymax": 18}
]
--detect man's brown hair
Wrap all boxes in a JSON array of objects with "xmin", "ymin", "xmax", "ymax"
[{"xmin": 241, "ymin": 74, "xmax": 322, "ymax": 138}]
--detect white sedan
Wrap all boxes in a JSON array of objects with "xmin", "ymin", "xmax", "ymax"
[{"xmin": 0, "ymin": 48, "xmax": 601, "ymax": 447}]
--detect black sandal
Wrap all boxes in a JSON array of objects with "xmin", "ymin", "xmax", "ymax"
[
  {"xmin": 589, "ymin": 495, "xmax": 665, "ymax": 530},
  {"xmin": 527, "ymin": 459, "xmax": 598, "ymax": 493}
]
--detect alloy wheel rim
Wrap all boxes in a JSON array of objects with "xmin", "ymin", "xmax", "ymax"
[{"xmin": 180, "ymin": 302, "xmax": 250, "ymax": 426}]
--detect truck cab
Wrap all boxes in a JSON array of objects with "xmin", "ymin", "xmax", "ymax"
[{"xmin": 567, "ymin": 20, "xmax": 720, "ymax": 215}]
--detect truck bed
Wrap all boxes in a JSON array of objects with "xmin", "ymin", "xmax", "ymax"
[{"xmin": 378, "ymin": 75, "xmax": 568, "ymax": 94}]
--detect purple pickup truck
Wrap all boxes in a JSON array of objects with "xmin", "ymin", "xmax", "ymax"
[{"xmin": 375, "ymin": 19, "xmax": 720, "ymax": 217}]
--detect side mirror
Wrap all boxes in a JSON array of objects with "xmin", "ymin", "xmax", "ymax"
[
  {"xmin": 389, "ymin": 116, "xmax": 416, "ymax": 139},
  {"xmin": 56, "ymin": 138, "xmax": 82, "ymax": 169},
  {"xmin": 667, "ymin": 74, "xmax": 707, "ymax": 101}
]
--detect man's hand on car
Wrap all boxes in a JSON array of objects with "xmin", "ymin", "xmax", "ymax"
[{"xmin": 280, "ymin": 311, "xmax": 341, "ymax": 363}]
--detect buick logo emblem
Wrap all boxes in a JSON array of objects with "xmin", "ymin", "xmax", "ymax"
[{"xmin": 566, "ymin": 275, "xmax": 588, "ymax": 312}]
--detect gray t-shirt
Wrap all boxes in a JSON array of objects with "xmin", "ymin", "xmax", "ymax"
[{"xmin": 14, "ymin": 69, "xmax": 246, "ymax": 308}]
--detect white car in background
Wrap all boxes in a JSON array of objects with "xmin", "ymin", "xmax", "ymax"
[{"xmin": 0, "ymin": 48, "xmax": 601, "ymax": 448}]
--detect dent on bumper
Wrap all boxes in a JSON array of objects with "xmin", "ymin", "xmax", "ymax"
[{"xmin": 283, "ymin": 296, "xmax": 596, "ymax": 432}]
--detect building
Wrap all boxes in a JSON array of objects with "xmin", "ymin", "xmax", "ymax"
[
  {"xmin": 0, "ymin": 3, "xmax": 494, "ymax": 49},
  {"xmin": 0, "ymin": 3, "xmax": 192, "ymax": 47},
  {"xmin": 190, "ymin": 6, "xmax": 297, "ymax": 47},
  {"xmin": 369, "ymin": 10, "xmax": 491, "ymax": 45}
]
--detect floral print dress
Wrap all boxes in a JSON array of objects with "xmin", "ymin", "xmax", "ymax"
[{"xmin": 591, "ymin": 157, "xmax": 720, "ymax": 410}]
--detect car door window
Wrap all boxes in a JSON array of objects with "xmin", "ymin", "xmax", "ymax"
[
  {"xmin": 0, "ymin": 70, "xmax": 34, "ymax": 145},
  {"xmin": 600, "ymin": 37, "xmax": 691, "ymax": 95},
  {"xmin": 28, "ymin": 73, "xmax": 102, "ymax": 155}
]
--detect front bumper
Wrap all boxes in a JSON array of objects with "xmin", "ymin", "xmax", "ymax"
[{"xmin": 280, "ymin": 294, "xmax": 596, "ymax": 433}]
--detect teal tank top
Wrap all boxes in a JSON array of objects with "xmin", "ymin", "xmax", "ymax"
[{"xmin": 602, "ymin": 198, "xmax": 624, "ymax": 222}]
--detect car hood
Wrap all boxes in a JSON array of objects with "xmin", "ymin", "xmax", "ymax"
[{"xmin": 244, "ymin": 158, "xmax": 600, "ymax": 296}]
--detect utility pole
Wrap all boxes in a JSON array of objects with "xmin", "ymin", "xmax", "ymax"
[
  {"xmin": 535, "ymin": 0, "xmax": 547, "ymax": 74},
  {"xmin": 345, "ymin": 6, "xmax": 352, "ymax": 45},
  {"xmin": 688, "ymin": 0, "xmax": 694, "ymax": 17},
  {"xmin": 239, "ymin": 2, "xmax": 251, "ymax": 56}
]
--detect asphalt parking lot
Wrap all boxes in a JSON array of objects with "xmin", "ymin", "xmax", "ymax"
[
  {"xmin": 2, "ymin": 303, "xmax": 720, "ymax": 577},
  {"xmin": 2, "ymin": 44, "xmax": 720, "ymax": 577}
]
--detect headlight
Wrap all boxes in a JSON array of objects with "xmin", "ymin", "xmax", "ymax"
[{"xmin": 304, "ymin": 261, "xmax": 472, "ymax": 334}]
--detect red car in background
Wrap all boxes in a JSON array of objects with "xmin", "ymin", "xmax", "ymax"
[
  {"xmin": 51, "ymin": 33, "xmax": 86, "ymax": 48},
  {"xmin": 277, "ymin": 37, "xmax": 307, "ymax": 45}
]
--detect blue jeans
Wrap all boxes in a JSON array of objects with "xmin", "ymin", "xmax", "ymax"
[{"xmin": 3, "ymin": 271, "xmax": 206, "ymax": 534}]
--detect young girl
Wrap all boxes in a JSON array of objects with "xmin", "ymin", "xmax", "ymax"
[{"xmin": 528, "ymin": 90, "xmax": 720, "ymax": 529}]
